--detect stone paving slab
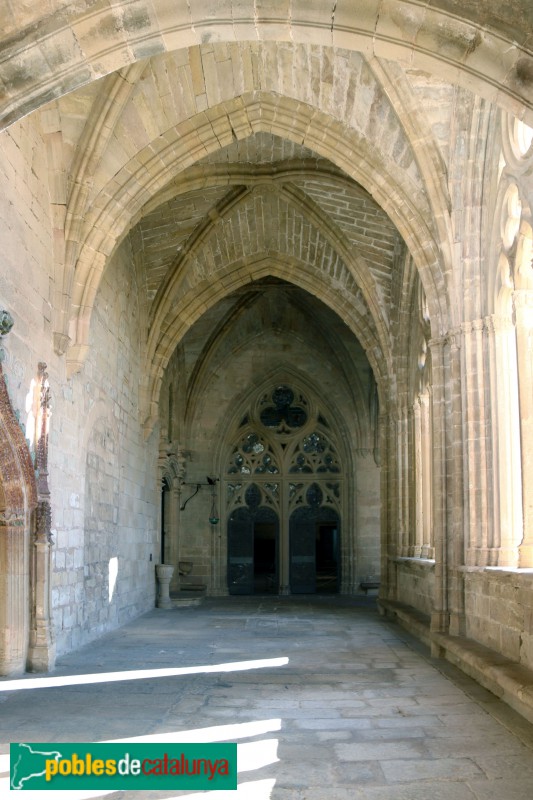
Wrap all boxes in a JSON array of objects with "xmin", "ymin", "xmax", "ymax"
[{"xmin": 0, "ymin": 596, "xmax": 533, "ymax": 799}]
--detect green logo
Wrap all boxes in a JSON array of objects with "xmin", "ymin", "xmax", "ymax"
[{"xmin": 10, "ymin": 742, "xmax": 237, "ymax": 790}]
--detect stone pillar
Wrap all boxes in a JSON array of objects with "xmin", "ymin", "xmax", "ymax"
[
  {"xmin": 462, "ymin": 319, "xmax": 496, "ymax": 566},
  {"xmin": 446, "ymin": 330, "xmax": 466, "ymax": 637},
  {"xmin": 486, "ymin": 314, "xmax": 522, "ymax": 566},
  {"xmin": 419, "ymin": 391, "xmax": 434, "ymax": 559},
  {"xmin": 157, "ymin": 444, "xmax": 187, "ymax": 594},
  {"xmin": 27, "ymin": 363, "xmax": 56, "ymax": 672},
  {"xmin": 168, "ymin": 479, "xmax": 181, "ymax": 593},
  {"xmin": 515, "ymin": 291, "xmax": 533, "ymax": 566},
  {"xmin": 396, "ymin": 400, "xmax": 410, "ymax": 558},
  {"xmin": 27, "ymin": 515, "xmax": 56, "ymax": 672},
  {"xmin": 379, "ymin": 409, "xmax": 397, "ymax": 602},
  {"xmin": 428, "ymin": 336, "xmax": 449, "ymax": 638},
  {"xmin": 411, "ymin": 397, "xmax": 423, "ymax": 558}
]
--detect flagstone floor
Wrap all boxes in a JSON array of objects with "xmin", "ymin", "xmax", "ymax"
[{"xmin": 1, "ymin": 596, "xmax": 533, "ymax": 799}]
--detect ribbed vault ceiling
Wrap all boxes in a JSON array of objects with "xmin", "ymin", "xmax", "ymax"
[{"xmin": 128, "ymin": 133, "xmax": 401, "ymax": 318}]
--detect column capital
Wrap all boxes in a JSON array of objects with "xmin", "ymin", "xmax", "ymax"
[
  {"xmin": 484, "ymin": 313, "xmax": 514, "ymax": 334},
  {"xmin": 427, "ymin": 336, "xmax": 447, "ymax": 364},
  {"xmin": 428, "ymin": 334, "xmax": 445, "ymax": 350},
  {"xmin": 428, "ymin": 328, "xmax": 462, "ymax": 352},
  {"xmin": 446, "ymin": 326, "xmax": 462, "ymax": 351},
  {"xmin": 460, "ymin": 318, "xmax": 485, "ymax": 335}
]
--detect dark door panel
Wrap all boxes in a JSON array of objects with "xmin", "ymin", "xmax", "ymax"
[
  {"xmin": 227, "ymin": 507, "xmax": 253, "ymax": 594},
  {"xmin": 289, "ymin": 506, "xmax": 316, "ymax": 593}
]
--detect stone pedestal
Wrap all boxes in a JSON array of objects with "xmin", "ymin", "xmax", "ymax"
[{"xmin": 156, "ymin": 564, "xmax": 175, "ymax": 608}]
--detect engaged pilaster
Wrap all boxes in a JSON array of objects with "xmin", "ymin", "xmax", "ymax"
[{"xmin": 514, "ymin": 291, "xmax": 533, "ymax": 566}]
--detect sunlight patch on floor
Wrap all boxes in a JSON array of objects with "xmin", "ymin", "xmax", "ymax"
[{"xmin": 0, "ymin": 657, "xmax": 289, "ymax": 692}]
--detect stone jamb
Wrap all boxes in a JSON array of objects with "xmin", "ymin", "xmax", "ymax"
[{"xmin": 0, "ymin": 317, "xmax": 38, "ymax": 675}]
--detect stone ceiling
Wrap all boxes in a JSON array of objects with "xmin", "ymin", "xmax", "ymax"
[
  {"xmin": 0, "ymin": 10, "xmax": 500, "ymax": 411},
  {"xmin": 0, "ymin": 1, "xmax": 532, "ymax": 129},
  {"xmin": 127, "ymin": 133, "xmax": 401, "ymax": 316}
]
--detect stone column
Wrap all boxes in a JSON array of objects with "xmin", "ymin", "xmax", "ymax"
[
  {"xmin": 446, "ymin": 330, "xmax": 466, "ymax": 637},
  {"xmin": 379, "ymin": 408, "xmax": 397, "ymax": 602},
  {"xmin": 486, "ymin": 314, "xmax": 522, "ymax": 566},
  {"xmin": 462, "ymin": 319, "xmax": 500, "ymax": 566},
  {"xmin": 157, "ymin": 444, "xmax": 187, "ymax": 593},
  {"xmin": 411, "ymin": 397, "xmax": 423, "ymax": 558},
  {"xmin": 27, "ymin": 515, "xmax": 56, "ymax": 671},
  {"xmin": 428, "ymin": 336, "xmax": 449, "ymax": 638},
  {"xmin": 396, "ymin": 399, "xmax": 410, "ymax": 558},
  {"xmin": 515, "ymin": 291, "xmax": 533, "ymax": 566},
  {"xmin": 419, "ymin": 391, "xmax": 434, "ymax": 559},
  {"xmin": 168, "ymin": 479, "xmax": 181, "ymax": 593},
  {"xmin": 27, "ymin": 363, "xmax": 55, "ymax": 672}
]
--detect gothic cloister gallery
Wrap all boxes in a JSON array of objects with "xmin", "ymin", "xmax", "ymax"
[{"xmin": 1, "ymin": 0, "xmax": 533, "ymax": 723}]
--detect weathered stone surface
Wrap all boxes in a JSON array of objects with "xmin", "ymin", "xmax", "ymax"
[{"xmin": 0, "ymin": 0, "xmax": 533, "ymax": 745}]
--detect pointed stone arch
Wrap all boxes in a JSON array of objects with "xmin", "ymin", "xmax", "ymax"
[
  {"xmin": 181, "ymin": 292, "xmax": 371, "ymax": 449},
  {"xmin": 142, "ymin": 255, "xmax": 389, "ymax": 436},
  {"xmin": 1, "ymin": 2, "xmax": 533, "ymax": 131},
  {"xmin": 66, "ymin": 91, "xmax": 450, "ymax": 376},
  {"xmin": 147, "ymin": 181, "xmax": 389, "ymax": 359},
  {"xmin": 215, "ymin": 371, "xmax": 358, "ymax": 595}
]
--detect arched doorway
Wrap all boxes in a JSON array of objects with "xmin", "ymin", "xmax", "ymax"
[
  {"xmin": 228, "ymin": 493, "xmax": 279, "ymax": 594},
  {"xmin": 225, "ymin": 384, "xmax": 343, "ymax": 595},
  {"xmin": 289, "ymin": 493, "xmax": 340, "ymax": 594}
]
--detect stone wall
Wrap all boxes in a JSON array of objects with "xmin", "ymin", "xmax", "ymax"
[
  {"xmin": 464, "ymin": 569, "xmax": 533, "ymax": 671},
  {"xmin": 354, "ymin": 452, "xmax": 382, "ymax": 588},
  {"xmin": 51, "ymin": 241, "xmax": 159, "ymax": 655},
  {"xmin": 0, "ymin": 112, "xmax": 160, "ymax": 659},
  {"xmin": 395, "ymin": 559, "xmax": 435, "ymax": 617},
  {"xmin": 0, "ymin": 115, "xmax": 55, "ymax": 420}
]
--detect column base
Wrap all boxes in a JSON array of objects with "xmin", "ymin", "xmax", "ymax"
[
  {"xmin": 448, "ymin": 611, "xmax": 466, "ymax": 637},
  {"xmin": 27, "ymin": 629, "xmax": 56, "ymax": 672},
  {"xmin": 519, "ymin": 544, "xmax": 533, "ymax": 568},
  {"xmin": 430, "ymin": 610, "xmax": 449, "ymax": 634}
]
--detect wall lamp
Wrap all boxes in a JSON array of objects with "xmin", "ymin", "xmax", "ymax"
[{"xmin": 180, "ymin": 477, "xmax": 220, "ymax": 525}]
